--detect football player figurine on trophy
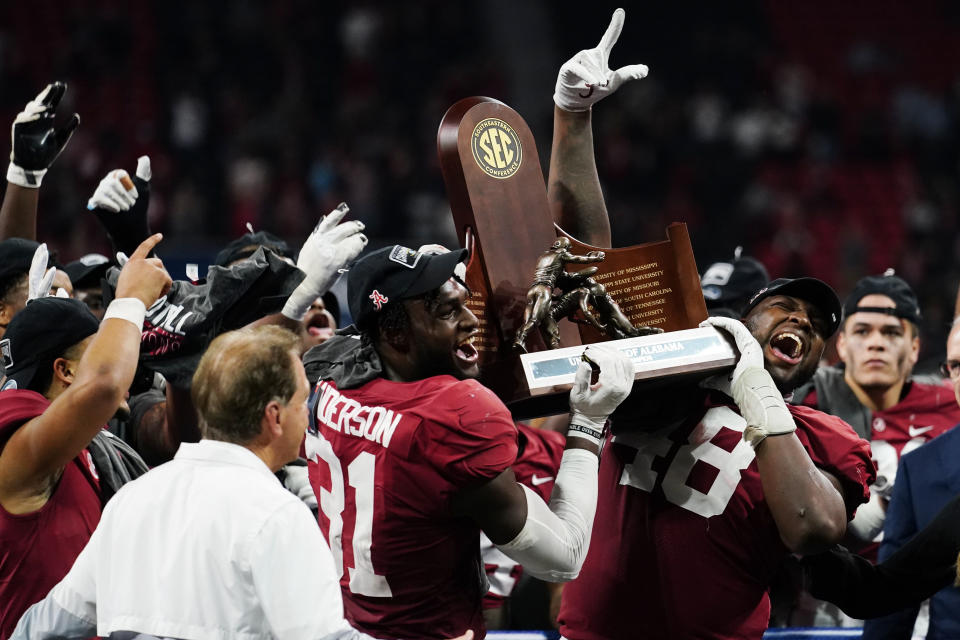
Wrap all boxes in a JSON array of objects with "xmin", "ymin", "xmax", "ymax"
[
  {"xmin": 513, "ymin": 237, "xmax": 604, "ymax": 351},
  {"xmin": 557, "ymin": 269, "xmax": 663, "ymax": 341},
  {"xmin": 513, "ymin": 237, "xmax": 663, "ymax": 352}
]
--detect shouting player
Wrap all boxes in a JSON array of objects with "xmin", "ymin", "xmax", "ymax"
[
  {"xmin": 301, "ymin": 245, "xmax": 635, "ymax": 639},
  {"xmin": 546, "ymin": 10, "xmax": 875, "ymax": 638}
]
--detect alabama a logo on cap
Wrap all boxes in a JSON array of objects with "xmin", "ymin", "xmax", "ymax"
[{"xmin": 369, "ymin": 290, "xmax": 389, "ymax": 311}]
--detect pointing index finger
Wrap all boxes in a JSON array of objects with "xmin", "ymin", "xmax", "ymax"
[
  {"xmin": 130, "ymin": 233, "xmax": 163, "ymax": 260},
  {"xmin": 597, "ymin": 8, "xmax": 625, "ymax": 63}
]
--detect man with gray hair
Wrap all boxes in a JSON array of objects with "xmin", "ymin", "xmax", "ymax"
[{"xmin": 13, "ymin": 325, "xmax": 472, "ymax": 640}]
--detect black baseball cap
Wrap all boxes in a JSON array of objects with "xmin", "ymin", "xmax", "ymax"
[
  {"xmin": 348, "ymin": 245, "xmax": 468, "ymax": 328},
  {"xmin": 0, "ymin": 238, "xmax": 40, "ymax": 284},
  {"xmin": 63, "ymin": 253, "xmax": 110, "ymax": 289},
  {"xmin": 1, "ymin": 297, "xmax": 100, "ymax": 390},
  {"xmin": 842, "ymin": 272, "xmax": 921, "ymax": 326},
  {"xmin": 742, "ymin": 277, "xmax": 842, "ymax": 337},
  {"xmin": 214, "ymin": 231, "xmax": 294, "ymax": 267},
  {"xmin": 701, "ymin": 256, "xmax": 770, "ymax": 312}
]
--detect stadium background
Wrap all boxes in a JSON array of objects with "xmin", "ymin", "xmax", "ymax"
[{"xmin": 2, "ymin": 0, "xmax": 959, "ymax": 369}]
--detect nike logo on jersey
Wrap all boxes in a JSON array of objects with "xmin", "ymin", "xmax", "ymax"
[
  {"xmin": 531, "ymin": 474, "xmax": 554, "ymax": 486},
  {"xmin": 908, "ymin": 425, "xmax": 934, "ymax": 438}
]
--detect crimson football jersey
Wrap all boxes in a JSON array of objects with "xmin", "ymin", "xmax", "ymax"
[
  {"xmin": 558, "ymin": 397, "xmax": 874, "ymax": 640},
  {"xmin": 0, "ymin": 390, "xmax": 102, "ymax": 639},
  {"xmin": 305, "ymin": 375, "xmax": 518, "ymax": 640},
  {"xmin": 805, "ymin": 380, "xmax": 960, "ymax": 493},
  {"xmin": 804, "ymin": 379, "xmax": 960, "ymax": 558},
  {"xmin": 481, "ymin": 423, "xmax": 565, "ymax": 609}
]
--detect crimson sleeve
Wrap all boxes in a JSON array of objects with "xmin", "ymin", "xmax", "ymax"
[
  {"xmin": 790, "ymin": 404, "xmax": 876, "ymax": 519},
  {"xmin": 415, "ymin": 380, "xmax": 518, "ymax": 488}
]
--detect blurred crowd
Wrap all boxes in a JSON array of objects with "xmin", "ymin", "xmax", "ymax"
[
  {"xmin": 3, "ymin": 2, "xmax": 960, "ymax": 638},
  {"xmin": 2, "ymin": 1, "xmax": 960, "ymax": 364}
]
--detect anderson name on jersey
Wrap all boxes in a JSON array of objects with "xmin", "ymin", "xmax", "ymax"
[{"xmin": 305, "ymin": 374, "xmax": 518, "ymax": 640}]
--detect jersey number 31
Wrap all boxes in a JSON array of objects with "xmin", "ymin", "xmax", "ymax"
[{"xmin": 312, "ymin": 435, "xmax": 393, "ymax": 598}]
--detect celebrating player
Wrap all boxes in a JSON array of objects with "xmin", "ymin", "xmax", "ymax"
[
  {"xmin": 0, "ymin": 234, "xmax": 170, "ymax": 636},
  {"xmin": 302, "ymin": 244, "xmax": 635, "ymax": 639},
  {"xmin": 546, "ymin": 10, "xmax": 875, "ymax": 638}
]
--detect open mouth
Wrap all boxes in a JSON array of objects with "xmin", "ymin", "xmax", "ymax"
[
  {"xmin": 305, "ymin": 312, "xmax": 334, "ymax": 340},
  {"xmin": 455, "ymin": 335, "xmax": 479, "ymax": 364},
  {"xmin": 770, "ymin": 331, "xmax": 804, "ymax": 365}
]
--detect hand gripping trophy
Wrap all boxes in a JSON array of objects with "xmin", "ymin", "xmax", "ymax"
[{"xmin": 512, "ymin": 237, "xmax": 662, "ymax": 352}]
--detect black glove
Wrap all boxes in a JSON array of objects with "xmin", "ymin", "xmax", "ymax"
[
  {"xmin": 87, "ymin": 156, "xmax": 152, "ymax": 256},
  {"xmin": 7, "ymin": 82, "xmax": 80, "ymax": 188}
]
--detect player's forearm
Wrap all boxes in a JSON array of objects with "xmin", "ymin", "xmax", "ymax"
[
  {"xmin": 563, "ymin": 433, "xmax": 600, "ymax": 456},
  {"xmin": 755, "ymin": 433, "xmax": 847, "ymax": 553},
  {"xmin": 41, "ymin": 319, "xmax": 144, "ymax": 461},
  {"xmin": 0, "ymin": 182, "xmax": 39, "ymax": 240},
  {"xmin": 497, "ymin": 449, "xmax": 598, "ymax": 581},
  {"xmin": 73, "ymin": 318, "xmax": 141, "ymax": 400},
  {"xmin": 548, "ymin": 107, "xmax": 611, "ymax": 247}
]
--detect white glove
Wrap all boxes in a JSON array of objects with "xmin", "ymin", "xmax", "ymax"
[
  {"xmin": 700, "ymin": 316, "xmax": 795, "ymax": 447},
  {"xmin": 567, "ymin": 344, "xmax": 635, "ymax": 445},
  {"xmin": 87, "ymin": 169, "xmax": 139, "ymax": 212},
  {"xmin": 282, "ymin": 463, "xmax": 318, "ymax": 510},
  {"xmin": 27, "ymin": 243, "xmax": 56, "ymax": 301},
  {"xmin": 700, "ymin": 316, "xmax": 763, "ymax": 397},
  {"xmin": 554, "ymin": 8, "xmax": 649, "ymax": 112},
  {"xmin": 282, "ymin": 203, "xmax": 367, "ymax": 321}
]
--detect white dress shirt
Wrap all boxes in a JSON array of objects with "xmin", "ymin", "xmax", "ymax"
[{"xmin": 13, "ymin": 439, "xmax": 374, "ymax": 640}]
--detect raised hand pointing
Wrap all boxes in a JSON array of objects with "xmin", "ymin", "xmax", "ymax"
[{"xmin": 554, "ymin": 8, "xmax": 649, "ymax": 112}]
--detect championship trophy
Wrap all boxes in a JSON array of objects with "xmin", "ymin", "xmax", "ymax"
[{"xmin": 437, "ymin": 97, "xmax": 735, "ymax": 418}]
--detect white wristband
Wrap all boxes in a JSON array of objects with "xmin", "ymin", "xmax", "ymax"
[
  {"xmin": 103, "ymin": 297, "xmax": 147, "ymax": 331},
  {"xmin": 7, "ymin": 162, "xmax": 46, "ymax": 188}
]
